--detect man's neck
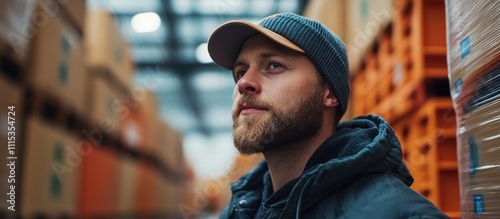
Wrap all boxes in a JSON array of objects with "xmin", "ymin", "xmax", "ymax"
[{"xmin": 263, "ymin": 126, "xmax": 335, "ymax": 192}]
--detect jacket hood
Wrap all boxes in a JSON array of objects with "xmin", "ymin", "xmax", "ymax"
[{"xmin": 227, "ymin": 115, "xmax": 413, "ymax": 218}]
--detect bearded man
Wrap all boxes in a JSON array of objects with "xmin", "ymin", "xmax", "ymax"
[{"xmin": 207, "ymin": 13, "xmax": 449, "ymax": 219}]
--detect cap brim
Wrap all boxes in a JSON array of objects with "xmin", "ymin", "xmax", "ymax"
[{"xmin": 207, "ymin": 20, "xmax": 304, "ymax": 70}]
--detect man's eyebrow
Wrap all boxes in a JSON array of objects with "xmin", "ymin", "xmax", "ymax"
[
  {"xmin": 233, "ymin": 51, "xmax": 288, "ymax": 69},
  {"xmin": 260, "ymin": 52, "xmax": 282, "ymax": 58},
  {"xmin": 233, "ymin": 60, "xmax": 247, "ymax": 70}
]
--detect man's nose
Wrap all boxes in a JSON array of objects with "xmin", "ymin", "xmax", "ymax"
[{"xmin": 236, "ymin": 68, "xmax": 261, "ymax": 95}]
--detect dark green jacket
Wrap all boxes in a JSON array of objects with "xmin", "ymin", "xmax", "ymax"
[{"xmin": 221, "ymin": 115, "xmax": 449, "ymax": 219}]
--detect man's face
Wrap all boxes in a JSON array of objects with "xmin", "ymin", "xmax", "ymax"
[{"xmin": 231, "ymin": 34, "xmax": 324, "ymax": 155}]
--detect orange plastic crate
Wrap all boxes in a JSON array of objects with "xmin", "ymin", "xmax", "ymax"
[
  {"xmin": 406, "ymin": 98, "xmax": 459, "ymax": 215},
  {"xmin": 394, "ymin": 0, "xmax": 448, "ymax": 86},
  {"xmin": 351, "ymin": 72, "xmax": 367, "ymax": 116}
]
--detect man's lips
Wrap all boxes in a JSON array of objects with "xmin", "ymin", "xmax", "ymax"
[{"xmin": 239, "ymin": 104, "xmax": 267, "ymax": 115}]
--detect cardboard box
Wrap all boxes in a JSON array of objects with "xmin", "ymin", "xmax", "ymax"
[
  {"xmin": 120, "ymin": 107, "xmax": 145, "ymax": 149},
  {"xmin": 157, "ymin": 123, "xmax": 184, "ymax": 214},
  {"xmin": 29, "ymin": 5, "xmax": 87, "ymax": 115},
  {"xmin": 85, "ymin": 9, "xmax": 134, "ymax": 89},
  {"xmin": 78, "ymin": 146, "xmax": 119, "ymax": 218},
  {"xmin": 56, "ymin": 0, "xmax": 86, "ymax": 32},
  {"xmin": 446, "ymin": 0, "xmax": 500, "ymax": 88},
  {"xmin": 458, "ymin": 67, "xmax": 500, "ymax": 150},
  {"xmin": 135, "ymin": 162, "xmax": 158, "ymax": 215},
  {"xmin": 457, "ymin": 78, "xmax": 500, "ymax": 218},
  {"xmin": 87, "ymin": 77, "xmax": 123, "ymax": 138},
  {"xmin": 117, "ymin": 156, "xmax": 137, "ymax": 215},
  {"xmin": 162, "ymin": 124, "xmax": 184, "ymax": 170},
  {"xmin": 0, "ymin": 0, "xmax": 36, "ymax": 62},
  {"xmin": 0, "ymin": 74, "xmax": 22, "ymax": 213},
  {"xmin": 460, "ymin": 172, "xmax": 500, "ymax": 218},
  {"xmin": 139, "ymin": 90, "xmax": 162, "ymax": 154},
  {"xmin": 157, "ymin": 177, "xmax": 178, "ymax": 215},
  {"xmin": 465, "ymin": 192, "xmax": 500, "ymax": 218},
  {"xmin": 461, "ymin": 105, "xmax": 500, "ymax": 171},
  {"xmin": 21, "ymin": 116, "xmax": 80, "ymax": 218},
  {"xmin": 178, "ymin": 163, "xmax": 196, "ymax": 217}
]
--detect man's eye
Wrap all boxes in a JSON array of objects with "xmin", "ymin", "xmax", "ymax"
[
  {"xmin": 235, "ymin": 70, "xmax": 246, "ymax": 79},
  {"xmin": 269, "ymin": 62, "xmax": 283, "ymax": 69}
]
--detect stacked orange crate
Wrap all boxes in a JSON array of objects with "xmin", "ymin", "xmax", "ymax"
[
  {"xmin": 391, "ymin": 4, "xmax": 459, "ymax": 216},
  {"xmin": 351, "ymin": 67, "xmax": 367, "ymax": 116},
  {"xmin": 364, "ymin": 51, "xmax": 381, "ymax": 110},
  {"xmin": 376, "ymin": 27, "xmax": 396, "ymax": 106},
  {"xmin": 405, "ymin": 99, "xmax": 459, "ymax": 218},
  {"xmin": 364, "ymin": 51, "xmax": 379, "ymax": 90},
  {"xmin": 351, "ymin": 20, "xmax": 398, "ymax": 120},
  {"xmin": 351, "ymin": 0, "xmax": 460, "ymax": 217},
  {"xmin": 352, "ymin": 49, "xmax": 385, "ymax": 116},
  {"xmin": 391, "ymin": 98, "xmax": 458, "ymax": 218},
  {"xmin": 373, "ymin": 25, "xmax": 398, "ymax": 121},
  {"xmin": 371, "ymin": 0, "xmax": 450, "ymax": 122},
  {"xmin": 391, "ymin": 116, "xmax": 412, "ymax": 172}
]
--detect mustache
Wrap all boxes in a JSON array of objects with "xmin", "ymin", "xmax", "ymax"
[{"xmin": 233, "ymin": 95, "xmax": 273, "ymax": 116}]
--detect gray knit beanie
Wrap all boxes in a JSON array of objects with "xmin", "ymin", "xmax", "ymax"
[{"xmin": 208, "ymin": 13, "xmax": 350, "ymax": 120}]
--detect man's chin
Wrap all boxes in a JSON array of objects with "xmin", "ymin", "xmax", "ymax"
[
  {"xmin": 233, "ymin": 128, "xmax": 266, "ymax": 155},
  {"xmin": 234, "ymin": 143, "xmax": 265, "ymax": 155}
]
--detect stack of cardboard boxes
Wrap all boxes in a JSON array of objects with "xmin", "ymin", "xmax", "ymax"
[
  {"xmin": 19, "ymin": 1, "xmax": 87, "ymax": 218},
  {"xmin": 446, "ymin": 0, "xmax": 500, "ymax": 218},
  {"xmin": 82, "ymin": 9, "xmax": 135, "ymax": 217},
  {"xmin": 0, "ymin": 0, "xmax": 189, "ymax": 218},
  {"xmin": 0, "ymin": 68, "xmax": 23, "ymax": 218},
  {"xmin": 85, "ymin": 9, "xmax": 134, "ymax": 138},
  {"xmin": 83, "ymin": 8, "xmax": 187, "ymax": 219},
  {"xmin": 0, "ymin": 0, "xmax": 31, "ymax": 217}
]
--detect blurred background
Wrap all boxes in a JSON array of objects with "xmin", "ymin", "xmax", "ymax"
[{"xmin": 0, "ymin": 0, "xmax": 499, "ymax": 218}]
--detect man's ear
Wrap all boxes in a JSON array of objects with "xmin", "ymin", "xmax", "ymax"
[{"xmin": 323, "ymin": 83, "xmax": 338, "ymax": 108}]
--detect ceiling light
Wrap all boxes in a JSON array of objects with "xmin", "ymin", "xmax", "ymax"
[
  {"xmin": 196, "ymin": 43, "xmax": 213, "ymax": 63},
  {"xmin": 131, "ymin": 12, "xmax": 161, "ymax": 33}
]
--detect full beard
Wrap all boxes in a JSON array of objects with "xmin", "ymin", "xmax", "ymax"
[{"xmin": 232, "ymin": 87, "xmax": 323, "ymax": 155}]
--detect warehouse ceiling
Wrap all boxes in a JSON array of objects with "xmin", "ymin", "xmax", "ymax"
[{"xmin": 88, "ymin": 0, "xmax": 308, "ymax": 135}]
